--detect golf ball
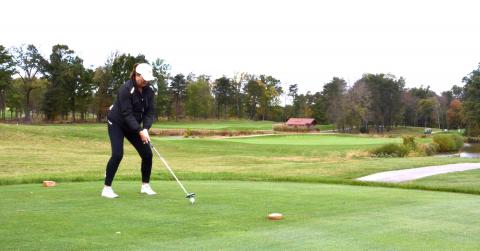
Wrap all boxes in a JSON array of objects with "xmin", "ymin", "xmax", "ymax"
[{"xmin": 189, "ymin": 197, "xmax": 195, "ymax": 204}]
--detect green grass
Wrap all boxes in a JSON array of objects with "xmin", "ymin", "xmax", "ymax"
[
  {"xmin": 222, "ymin": 134, "xmax": 401, "ymax": 145},
  {"xmin": 1, "ymin": 123, "xmax": 479, "ymax": 193},
  {"xmin": 2, "ymin": 181, "xmax": 480, "ymax": 250},
  {"xmin": 153, "ymin": 121, "xmax": 333, "ymax": 131},
  {"xmin": 408, "ymin": 169, "xmax": 480, "ymax": 193},
  {"xmin": 2, "ymin": 123, "xmax": 480, "ymax": 249},
  {"xmin": 152, "ymin": 120, "xmax": 275, "ymax": 130},
  {"xmin": 316, "ymin": 124, "xmax": 335, "ymax": 131}
]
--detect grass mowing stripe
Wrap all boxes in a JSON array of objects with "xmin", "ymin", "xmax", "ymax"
[{"xmin": 1, "ymin": 181, "xmax": 480, "ymax": 250}]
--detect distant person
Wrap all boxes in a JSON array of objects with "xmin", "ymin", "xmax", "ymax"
[{"xmin": 101, "ymin": 63, "xmax": 157, "ymax": 198}]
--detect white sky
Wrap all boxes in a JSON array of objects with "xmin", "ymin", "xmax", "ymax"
[{"xmin": 2, "ymin": 0, "xmax": 480, "ymax": 95}]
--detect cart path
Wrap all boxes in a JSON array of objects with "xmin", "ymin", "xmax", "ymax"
[{"xmin": 356, "ymin": 163, "xmax": 480, "ymax": 183}]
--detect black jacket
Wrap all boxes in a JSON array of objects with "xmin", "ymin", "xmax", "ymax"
[{"xmin": 107, "ymin": 80, "xmax": 155, "ymax": 133}]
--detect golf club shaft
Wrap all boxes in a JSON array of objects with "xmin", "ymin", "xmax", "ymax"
[{"xmin": 150, "ymin": 143, "xmax": 189, "ymax": 195}]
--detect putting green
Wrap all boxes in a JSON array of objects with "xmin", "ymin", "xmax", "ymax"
[{"xmin": 1, "ymin": 181, "xmax": 480, "ymax": 250}]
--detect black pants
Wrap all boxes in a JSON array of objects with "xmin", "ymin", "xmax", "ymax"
[{"xmin": 104, "ymin": 121, "xmax": 153, "ymax": 186}]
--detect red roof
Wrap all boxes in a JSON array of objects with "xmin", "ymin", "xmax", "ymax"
[{"xmin": 286, "ymin": 118, "xmax": 317, "ymax": 126}]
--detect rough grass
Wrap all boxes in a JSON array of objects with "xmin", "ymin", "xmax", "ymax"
[
  {"xmin": 1, "ymin": 124, "xmax": 480, "ymax": 194},
  {"xmin": 2, "ymin": 181, "xmax": 480, "ymax": 250}
]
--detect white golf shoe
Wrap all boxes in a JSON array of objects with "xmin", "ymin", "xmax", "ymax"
[
  {"xmin": 141, "ymin": 183, "xmax": 157, "ymax": 195},
  {"xmin": 101, "ymin": 186, "xmax": 119, "ymax": 198}
]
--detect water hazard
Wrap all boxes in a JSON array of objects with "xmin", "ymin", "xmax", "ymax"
[
  {"xmin": 436, "ymin": 143, "xmax": 480, "ymax": 158},
  {"xmin": 460, "ymin": 143, "xmax": 480, "ymax": 158}
]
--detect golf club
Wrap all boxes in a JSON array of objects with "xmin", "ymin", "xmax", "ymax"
[{"xmin": 149, "ymin": 142, "xmax": 196, "ymax": 204}]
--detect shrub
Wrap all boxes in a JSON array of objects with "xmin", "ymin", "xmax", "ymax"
[
  {"xmin": 402, "ymin": 136, "xmax": 416, "ymax": 150},
  {"xmin": 452, "ymin": 134, "xmax": 464, "ymax": 149},
  {"xmin": 415, "ymin": 142, "xmax": 439, "ymax": 156},
  {"xmin": 183, "ymin": 128, "xmax": 192, "ymax": 138},
  {"xmin": 359, "ymin": 126, "xmax": 368, "ymax": 133},
  {"xmin": 433, "ymin": 134, "xmax": 464, "ymax": 152},
  {"xmin": 273, "ymin": 123, "xmax": 317, "ymax": 133},
  {"xmin": 371, "ymin": 143, "xmax": 409, "ymax": 157}
]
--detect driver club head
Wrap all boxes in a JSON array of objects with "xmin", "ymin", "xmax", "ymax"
[{"xmin": 186, "ymin": 193, "xmax": 196, "ymax": 204}]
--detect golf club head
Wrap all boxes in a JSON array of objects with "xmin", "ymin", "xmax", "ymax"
[{"xmin": 186, "ymin": 192, "xmax": 196, "ymax": 204}]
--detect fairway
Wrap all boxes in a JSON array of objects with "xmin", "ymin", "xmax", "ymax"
[
  {"xmin": 152, "ymin": 120, "xmax": 275, "ymax": 130},
  {"xmin": 2, "ymin": 124, "xmax": 480, "ymax": 194},
  {"xmin": 2, "ymin": 124, "xmax": 480, "ymax": 250},
  {"xmin": 1, "ymin": 181, "xmax": 480, "ymax": 250},
  {"xmin": 222, "ymin": 134, "xmax": 401, "ymax": 145}
]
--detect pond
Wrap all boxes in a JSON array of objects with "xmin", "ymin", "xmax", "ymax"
[
  {"xmin": 459, "ymin": 143, "xmax": 480, "ymax": 158},
  {"xmin": 436, "ymin": 143, "xmax": 480, "ymax": 158}
]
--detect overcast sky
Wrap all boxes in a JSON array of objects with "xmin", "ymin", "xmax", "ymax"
[{"xmin": 2, "ymin": 0, "xmax": 480, "ymax": 95}]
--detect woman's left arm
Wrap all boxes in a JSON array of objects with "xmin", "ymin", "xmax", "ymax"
[{"xmin": 143, "ymin": 89, "xmax": 156, "ymax": 130}]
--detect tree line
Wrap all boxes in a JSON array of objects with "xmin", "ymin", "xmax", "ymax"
[{"xmin": 0, "ymin": 44, "xmax": 479, "ymax": 136}]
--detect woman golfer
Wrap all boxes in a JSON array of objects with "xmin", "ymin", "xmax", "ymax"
[{"xmin": 102, "ymin": 63, "xmax": 157, "ymax": 198}]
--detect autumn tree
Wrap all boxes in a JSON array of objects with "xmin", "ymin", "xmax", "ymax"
[{"xmin": 446, "ymin": 99, "xmax": 464, "ymax": 129}]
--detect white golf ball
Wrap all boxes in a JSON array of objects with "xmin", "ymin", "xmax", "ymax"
[{"xmin": 189, "ymin": 197, "xmax": 195, "ymax": 204}]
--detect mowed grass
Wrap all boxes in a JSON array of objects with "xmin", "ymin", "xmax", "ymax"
[
  {"xmin": 408, "ymin": 169, "xmax": 480, "ymax": 193},
  {"xmin": 2, "ymin": 123, "xmax": 480, "ymax": 249},
  {"xmin": 152, "ymin": 120, "xmax": 275, "ymax": 130},
  {"xmin": 2, "ymin": 124, "xmax": 480, "ymax": 193},
  {"xmin": 2, "ymin": 181, "xmax": 480, "ymax": 250},
  {"xmin": 222, "ymin": 134, "xmax": 401, "ymax": 145}
]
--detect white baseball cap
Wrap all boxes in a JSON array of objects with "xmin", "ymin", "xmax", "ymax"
[{"xmin": 136, "ymin": 63, "xmax": 155, "ymax": 82}]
